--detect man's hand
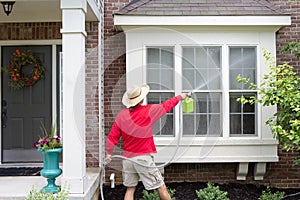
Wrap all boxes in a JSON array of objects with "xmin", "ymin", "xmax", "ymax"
[
  {"xmin": 105, "ymin": 154, "xmax": 112, "ymax": 165},
  {"xmin": 180, "ymin": 93, "xmax": 187, "ymax": 99}
]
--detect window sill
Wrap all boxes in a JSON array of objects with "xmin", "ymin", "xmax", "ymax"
[
  {"xmin": 154, "ymin": 137, "xmax": 278, "ymax": 146},
  {"xmin": 153, "ymin": 137, "xmax": 278, "ymax": 163}
]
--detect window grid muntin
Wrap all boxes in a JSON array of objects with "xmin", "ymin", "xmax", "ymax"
[
  {"xmin": 183, "ymin": 92, "xmax": 222, "ymax": 136},
  {"xmin": 229, "ymin": 93, "xmax": 257, "ymax": 136},
  {"xmin": 182, "ymin": 46, "xmax": 221, "ymax": 90}
]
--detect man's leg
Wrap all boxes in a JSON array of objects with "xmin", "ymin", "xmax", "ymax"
[
  {"xmin": 124, "ymin": 186, "xmax": 136, "ymax": 200},
  {"xmin": 157, "ymin": 183, "xmax": 171, "ymax": 200}
]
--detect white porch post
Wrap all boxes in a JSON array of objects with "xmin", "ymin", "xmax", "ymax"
[{"xmin": 61, "ymin": 0, "xmax": 87, "ymax": 194}]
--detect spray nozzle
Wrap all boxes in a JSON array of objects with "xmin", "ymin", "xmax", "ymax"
[{"xmin": 182, "ymin": 92, "xmax": 194, "ymax": 113}]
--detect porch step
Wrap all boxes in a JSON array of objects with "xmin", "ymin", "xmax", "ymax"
[{"xmin": 0, "ymin": 168, "xmax": 100, "ymax": 200}]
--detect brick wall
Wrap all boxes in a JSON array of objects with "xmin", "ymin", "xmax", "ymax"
[
  {"xmin": 0, "ymin": 22, "xmax": 61, "ymax": 40},
  {"xmin": 85, "ymin": 22, "xmax": 100, "ymax": 167},
  {"xmin": 103, "ymin": 0, "xmax": 128, "ymax": 182},
  {"xmin": 103, "ymin": 0, "xmax": 300, "ymax": 188},
  {"xmin": 271, "ymin": 0, "xmax": 300, "ymax": 74}
]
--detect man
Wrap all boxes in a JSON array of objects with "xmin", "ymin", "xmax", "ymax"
[{"xmin": 105, "ymin": 84, "xmax": 187, "ymax": 200}]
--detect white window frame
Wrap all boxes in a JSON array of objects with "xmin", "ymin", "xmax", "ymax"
[
  {"xmin": 144, "ymin": 44, "xmax": 261, "ymax": 139},
  {"xmin": 122, "ymin": 25, "xmax": 281, "ymax": 165}
]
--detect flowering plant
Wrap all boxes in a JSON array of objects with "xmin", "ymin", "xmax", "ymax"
[
  {"xmin": 2, "ymin": 49, "xmax": 45, "ymax": 89},
  {"xmin": 33, "ymin": 122, "xmax": 62, "ymax": 151}
]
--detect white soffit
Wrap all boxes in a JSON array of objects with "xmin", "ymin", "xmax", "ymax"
[
  {"xmin": 114, "ymin": 15, "xmax": 291, "ymax": 27},
  {"xmin": 0, "ymin": 0, "xmax": 99, "ymax": 23}
]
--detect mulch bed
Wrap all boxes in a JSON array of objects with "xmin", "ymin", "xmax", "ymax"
[{"xmin": 100, "ymin": 181, "xmax": 300, "ymax": 200}]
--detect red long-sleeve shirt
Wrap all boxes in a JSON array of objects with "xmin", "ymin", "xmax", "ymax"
[{"xmin": 106, "ymin": 95, "xmax": 182, "ymax": 158}]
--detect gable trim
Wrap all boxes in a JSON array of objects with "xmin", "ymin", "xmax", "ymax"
[{"xmin": 114, "ymin": 15, "xmax": 291, "ymax": 27}]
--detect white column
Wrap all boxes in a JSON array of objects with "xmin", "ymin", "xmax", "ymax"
[{"xmin": 61, "ymin": 0, "xmax": 87, "ymax": 194}]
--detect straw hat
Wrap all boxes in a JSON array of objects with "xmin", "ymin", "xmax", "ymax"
[{"xmin": 122, "ymin": 84, "xmax": 150, "ymax": 107}]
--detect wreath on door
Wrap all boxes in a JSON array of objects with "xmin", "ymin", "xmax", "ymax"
[{"xmin": 3, "ymin": 49, "xmax": 45, "ymax": 89}]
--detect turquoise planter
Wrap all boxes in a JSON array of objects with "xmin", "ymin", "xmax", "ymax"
[{"xmin": 38, "ymin": 148, "xmax": 62, "ymax": 193}]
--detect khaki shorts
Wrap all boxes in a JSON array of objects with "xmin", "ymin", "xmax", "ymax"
[{"xmin": 122, "ymin": 154, "xmax": 164, "ymax": 190}]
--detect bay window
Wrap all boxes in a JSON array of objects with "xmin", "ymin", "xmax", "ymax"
[
  {"xmin": 115, "ymin": 14, "xmax": 288, "ymax": 179},
  {"xmin": 146, "ymin": 45, "xmax": 256, "ymax": 137}
]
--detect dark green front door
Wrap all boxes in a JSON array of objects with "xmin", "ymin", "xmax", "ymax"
[{"xmin": 1, "ymin": 45, "xmax": 52, "ymax": 162}]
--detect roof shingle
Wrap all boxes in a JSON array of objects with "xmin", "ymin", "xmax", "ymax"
[{"xmin": 115, "ymin": 0, "xmax": 287, "ymax": 16}]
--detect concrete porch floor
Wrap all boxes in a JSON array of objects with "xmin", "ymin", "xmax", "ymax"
[{"xmin": 0, "ymin": 167, "xmax": 101, "ymax": 200}]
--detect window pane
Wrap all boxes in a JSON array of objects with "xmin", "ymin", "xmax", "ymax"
[
  {"xmin": 196, "ymin": 115, "xmax": 207, "ymax": 135},
  {"xmin": 230, "ymin": 92, "xmax": 256, "ymax": 136},
  {"xmin": 230, "ymin": 93, "xmax": 241, "ymax": 113},
  {"xmin": 209, "ymin": 94, "xmax": 221, "ymax": 113},
  {"xmin": 243, "ymin": 114, "xmax": 255, "ymax": 134},
  {"xmin": 196, "ymin": 69, "xmax": 207, "ymax": 90},
  {"xmin": 196, "ymin": 94, "xmax": 208, "ymax": 113},
  {"xmin": 229, "ymin": 48, "xmax": 241, "ymax": 69},
  {"xmin": 230, "ymin": 114, "xmax": 241, "ymax": 134},
  {"xmin": 183, "ymin": 92, "xmax": 222, "ymax": 136},
  {"xmin": 207, "ymin": 69, "xmax": 221, "ymax": 89},
  {"xmin": 229, "ymin": 69, "xmax": 241, "ymax": 89},
  {"xmin": 147, "ymin": 48, "xmax": 159, "ymax": 65},
  {"xmin": 147, "ymin": 68, "xmax": 160, "ymax": 90},
  {"xmin": 195, "ymin": 48, "xmax": 207, "ymax": 68},
  {"xmin": 183, "ymin": 69, "xmax": 195, "ymax": 89},
  {"xmin": 161, "ymin": 68, "xmax": 173, "ymax": 90},
  {"xmin": 182, "ymin": 46, "xmax": 221, "ymax": 91},
  {"xmin": 146, "ymin": 47, "xmax": 174, "ymax": 90},
  {"xmin": 182, "ymin": 48, "xmax": 194, "ymax": 69},
  {"xmin": 207, "ymin": 47, "xmax": 221, "ymax": 68},
  {"xmin": 208, "ymin": 114, "xmax": 221, "ymax": 135},
  {"xmin": 161, "ymin": 48, "xmax": 174, "ymax": 68},
  {"xmin": 229, "ymin": 47, "xmax": 256, "ymax": 89},
  {"xmin": 161, "ymin": 114, "xmax": 174, "ymax": 136},
  {"xmin": 243, "ymin": 69, "xmax": 256, "ymax": 85},
  {"xmin": 183, "ymin": 115, "xmax": 195, "ymax": 136},
  {"xmin": 243, "ymin": 48, "xmax": 256, "ymax": 69}
]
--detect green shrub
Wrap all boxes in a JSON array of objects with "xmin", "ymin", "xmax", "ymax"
[
  {"xmin": 195, "ymin": 183, "xmax": 229, "ymax": 200},
  {"xmin": 237, "ymin": 50, "xmax": 300, "ymax": 164},
  {"xmin": 140, "ymin": 187, "xmax": 176, "ymax": 200},
  {"xmin": 258, "ymin": 187, "xmax": 285, "ymax": 200},
  {"xmin": 25, "ymin": 187, "xmax": 69, "ymax": 200}
]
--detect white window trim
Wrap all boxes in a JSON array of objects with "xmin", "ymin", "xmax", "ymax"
[
  {"xmin": 144, "ymin": 44, "xmax": 262, "ymax": 139},
  {"xmin": 114, "ymin": 16, "xmax": 290, "ymax": 27}
]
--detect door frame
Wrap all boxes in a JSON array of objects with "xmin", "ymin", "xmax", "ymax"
[{"xmin": 0, "ymin": 40, "xmax": 62, "ymax": 165}]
